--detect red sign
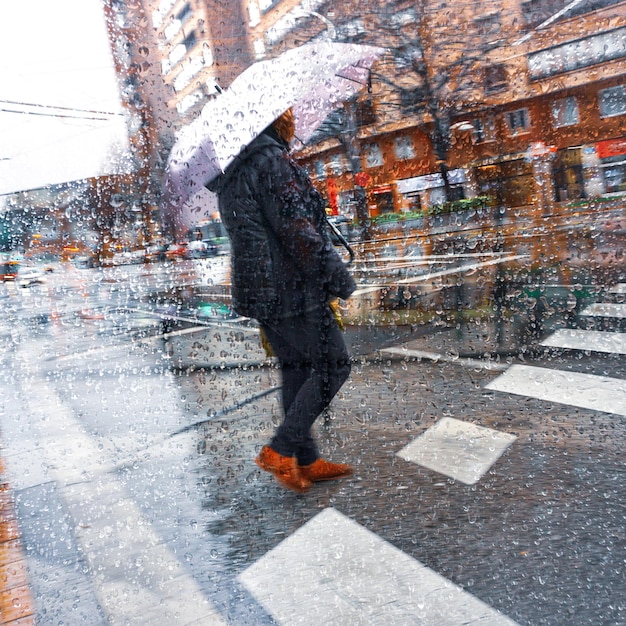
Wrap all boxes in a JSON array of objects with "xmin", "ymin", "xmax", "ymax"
[
  {"xmin": 354, "ymin": 171, "xmax": 371, "ymax": 187},
  {"xmin": 326, "ymin": 178, "xmax": 338, "ymax": 215},
  {"xmin": 596, "ymin": 138, "xmax": 626, "ymax": 159}
]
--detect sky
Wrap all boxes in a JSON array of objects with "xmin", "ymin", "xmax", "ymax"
[{"xmin": 0, "ymin": 0, "xmax": 131, "ymax": 198}]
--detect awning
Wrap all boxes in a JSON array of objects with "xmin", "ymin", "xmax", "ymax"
[{"xmin": 396, "ymin": 168, "xmax": 466, "ymax": 194}]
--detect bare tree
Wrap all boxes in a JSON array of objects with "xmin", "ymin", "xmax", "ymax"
[
  {"xmin": 366, "ymin": 1, "xmax": 505, "ymax": 200},
  {"xmin": 307, "ymin": 1, "xmax": 505, "ymax": 203}
]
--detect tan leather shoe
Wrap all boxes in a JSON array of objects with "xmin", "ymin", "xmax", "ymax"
[
  {"xmin": 299, "ymin": 458, "xmax": 353, "ymax": 482},
  {"xmin": 255, "ymin": 446, "xmax": 312, "ymax": 493}
]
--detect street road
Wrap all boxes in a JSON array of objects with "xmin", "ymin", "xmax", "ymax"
[{"xmin": 0, "ymin": 258, "xmax": 624, "ymax": 625}]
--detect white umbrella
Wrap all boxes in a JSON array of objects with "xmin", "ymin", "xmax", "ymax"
[{"xmin": 163, "ymin": 41, "xmax": 385, "ymax": 225}]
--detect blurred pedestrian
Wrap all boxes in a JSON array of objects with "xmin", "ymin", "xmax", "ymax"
[{"xmin": 207, "ymin": 108, "xmax": 356, "ymax": 493}]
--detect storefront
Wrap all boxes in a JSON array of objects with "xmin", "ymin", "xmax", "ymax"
[
  {"xmin": 596, "ymin": 137, "xmax": 626, "ymax": 195},
  {"xmin": 552, "ymin": 148, "xmax": 586, "ymax": 202},
  {"xmin": 368, "ymin": 184, "xmax": 395, "ymax": 215},
  {"xmin": 396, "ymin": 169, "xmax": 467, "ymax": 212},
  {"xmin": 475, "ymin": 158, "xmax": 534, "ymax": 207}
]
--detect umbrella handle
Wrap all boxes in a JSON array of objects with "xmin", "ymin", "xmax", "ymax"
[{"xmin": 326, "ymin": 217, "xmax": 355, "ymax": 265}]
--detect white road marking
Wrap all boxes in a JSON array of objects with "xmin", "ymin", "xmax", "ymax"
[
  {"xmin": 352, "ymin": 254, "xmax": 528, "ymax": 296},
  {"xmin": 397, "ymin": 417, "xmax": 516, "ymax": 485},
  {"xmin": 542, "ymin": 329, "xmax": 626, "ymax": 355},
  {"xmin": 581, "ymin": 302, "xmax": 626, "ymax": 318},
  {"xmin": 239, "ymin": 508, "xmax": 520, "ymax": 626},
  {"xmin": 381, "ymin": 347, "xmax": 510, "ymax": 371},
  {"xmin": 485, "ymin": 364, "xmax": 626, "ymax": 417},
  {"xmin": 607, "ymin": 283, "xmax": 626, "ymax": 294}
]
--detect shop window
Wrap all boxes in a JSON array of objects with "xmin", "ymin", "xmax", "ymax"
[
  {"xmin": 552, "ymin": 148, "xmax": 585, "ymax": 201},
  {"xmin": 599, "ymin": 85, "xmax": 626, "ymax": 118},
  {"xmin": 552, "ymin": 96, "xmax": 579, "ymax": 127},
  {"xmin": 506, "ymin": 108, "xmax": 531, "ymax": 134},
  {"xmin": 371, "ymin": 190, "xmax": 394, "ymax": 214},
  {"xmin": 403, "ymin": 191, "xmax": 422, "ymax": 212},
  {"xmin": 364, "ymin": 143, "xmax": 384, "ymax": 168},
  {"xmin": 394, "ymin": 136, "xmax": 415, "ymax": 160},
  {"xmin": 601, "ymin": 156, "xmax": 626, "ymax": 193},
  {"xmin": 476, "ymin": 159, "xmax": 534, "ymax": 207}
]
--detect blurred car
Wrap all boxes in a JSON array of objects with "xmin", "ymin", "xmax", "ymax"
[
  {"xmin": 0, "ymin": 258, "xmax": 19, "ymax": 281},
  {"xmin": 108, "ymin": 249, "xmax": 146, "ymax": 266},
  {"xmin": 16, "ymin": 267, "xmax": 47, "ymax": 287},
  {"xmin": 186, "ymin": 239, "xmax": 219, "ymax": 259},
  {"xmin": 144, "ymin": 243, "xmax": 168, "ymax": 263},
  {"xmin": 165, "ymin": 242, "xmax": 188, "ymax": 261}
]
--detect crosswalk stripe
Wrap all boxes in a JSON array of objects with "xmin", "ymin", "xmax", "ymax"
[
  {"xmin": 238, "ymin": 508, "xmax": 520, "ymax": 626},
  {"xmin": 541, "ymin": 329, "xmax": 626, "ymax": 355},
  {"xmin": 396, "ymin": 417, "xmax": 516, "ymax": 485},
  {"xmin": 485, "ymin": 364, "xmax": 626, "ymax": 417},
  {"xmin": 381, "ymin": 347, "xmax": 509, "ymax": 371},
  {"xmin": 607, "ymin": 283, "xmax": 626, "ymax": 294},
  {"xmin": 581, "ymin": 302, "xmax": 626, "ymax": 318}
]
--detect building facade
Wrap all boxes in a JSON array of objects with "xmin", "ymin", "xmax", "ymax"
[{"xmin": 119, "ymin": 0, "xmax": 626, "ymax": 227}]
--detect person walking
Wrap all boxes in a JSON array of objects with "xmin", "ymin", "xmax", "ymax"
[{"xmin": 207, "ymin": 108, "xmax": 356, "ymax": 493}]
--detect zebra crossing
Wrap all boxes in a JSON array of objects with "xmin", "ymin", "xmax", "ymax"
[
  {"xmin": 239, "ymin": 284, "xmax": 625, "ymax": 626},
  {"xmin": 4, "ymin": 279, "xmax": 623, "ymax": 625}
]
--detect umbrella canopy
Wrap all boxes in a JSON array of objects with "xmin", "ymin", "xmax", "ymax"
[{"xmin": 163, "ymin": 41, "xmax": 386, "ymax": 225}]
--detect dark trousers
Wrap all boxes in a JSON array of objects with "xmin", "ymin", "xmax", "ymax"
[{"xmin": 260, "ymin": 305, "xmax": 351, "ymax": 466}]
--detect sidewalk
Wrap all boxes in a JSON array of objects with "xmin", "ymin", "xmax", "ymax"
[{"xmin": 0, "ymin": 454, "xmax": 34, "ymax": 625}]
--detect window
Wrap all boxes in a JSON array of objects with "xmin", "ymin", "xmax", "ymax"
[
  {"xmin": 173, "ymin": 56, "xmax": 205, "ymax": 92},
  {"xmin": 182, "ymin": 31, "xmax": 197, "ymax": 51},
  {"xmin": 253, "ymin": 39, "xmax": 266, "ymax": 59},
  {"xmin": 472, "ymin": 116, "xmax": 495, "ymax": 143},
  {"xmin": 485, "ymin": 64, "xmax": 507, "ymax": 92},
  {"xmin": 314, "ymin": 159, "xmax": 326, "ymax": 179},
  {"xmin": 390, "ymin": 8, "xmax": 418, "ymax": 27},
  {"xmin": 336, "ymin": 18, "xmax": 366, "ymax": 41},
  {"xmin": 364, "ymin": 143, "xmax": 383, "ymax": 168},
  {"xmin": 248, "ymin": 0, "xmax": 260, "ymax": 26},
  {"xmin": 528, "ymin": 27, "xmax": 626, "ymax": 80},
  {"xmin": 599, "ymin": 85, "xmax": 626, "ymax": 118},
  {"xmin": 328, "ymin": 154, "xmax": 345, "ymax": 176},
  {"xmin": 399, "ymin": 88, "xmax": 423, "ymax": 114},
  {"xmin": 394, "ymin": 136, "xmax": 415, "ymax": 160},
  {"xmin": 177, "ymin": 89, "xmax": 203, "ymax": 115},
  {"xmin": 474, "ymin": 13, "xmax": 501, "ymax": 41},
  {"xmin": 552, "ymin": 96, "xmax": 579, "ymax": 127},
  {"xmin": 177, "ymin": 3, "xmax": 192, "ymax": 25},
  {"xmin": 507, "ymin": 108, "xmax": 531, "ymax": 134},
  {"xmin": 169, "ymin": 43, "xmax": 186, "ymax": 67}
]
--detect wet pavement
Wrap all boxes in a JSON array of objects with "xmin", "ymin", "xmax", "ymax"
[{"xmin": 0, "ymin": 261, "xmax": 624, "ymax": 625}]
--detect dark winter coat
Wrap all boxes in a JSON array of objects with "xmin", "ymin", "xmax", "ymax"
[{"xmin": 206, "ymin": 128, "xmax": 356, "ymax": 322}]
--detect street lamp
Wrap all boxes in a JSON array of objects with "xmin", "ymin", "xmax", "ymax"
[{"xmin": 295, "ymin": 9, "xmax": 337, "ymax": 41}]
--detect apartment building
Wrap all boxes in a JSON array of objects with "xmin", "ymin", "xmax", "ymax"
[
  {"xmin": 243, "ymin": 0, "xmax": 626, "ymax": 216},
  {"xmin": 112, "ymin": 0, "xmax": 625, "ymax": 225}
]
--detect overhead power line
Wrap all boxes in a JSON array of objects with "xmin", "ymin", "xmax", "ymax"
[{"xmin": 0, "ymin": 98, "xmax": 124, "ymax": 121}]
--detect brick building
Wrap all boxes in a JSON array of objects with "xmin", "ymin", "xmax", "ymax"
[{"xmin": 123, "ymin": 0, "xmax": 626, "ymax": 222}]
